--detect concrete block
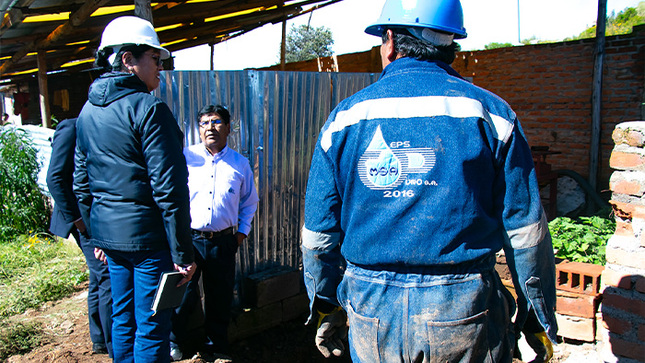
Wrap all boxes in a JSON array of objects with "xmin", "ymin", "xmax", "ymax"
[
  {"xmin": 243, "ymin": 266, "xmax": 301, "ymax": 308},
  {"xmin": 228, "ymin": 302, "xmax": 282, "ymax": 342},
  {"xmin": 556, "ymin": 261, "xmax": 604, "ymax": 295},
  {"xmin": 281, "ymin": 292, "xmax": 310, "ymax": 323},
  {"xmin": 556, "ymin": 313, "xmax": 596, "ymax": 342}
]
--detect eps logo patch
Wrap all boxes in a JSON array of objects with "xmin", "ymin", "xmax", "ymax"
[{"xmin": 358, "ymin": 126, "xmax": 436, "ymax": 190}]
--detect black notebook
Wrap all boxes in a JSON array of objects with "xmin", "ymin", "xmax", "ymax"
[{"xmin": 151, "ymin": 271, "xmax": 187, "ymax": 314}]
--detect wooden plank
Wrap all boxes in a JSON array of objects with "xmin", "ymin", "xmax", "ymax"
[
  {"xmin": 589, "ymin": 0, "xmax": 607, "ymax": 191},
  {"xmin": 135, "ymin": 0, "xmax": 154, "ymax": 24},
  {"xmin": 36, "ymin": 50, "xmax": 51, "ymax": 128}
]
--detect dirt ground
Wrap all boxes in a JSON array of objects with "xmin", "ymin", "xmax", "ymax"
[{"xmin": 4, "ymin": 283, "xmax": 602, "ymax": 363}]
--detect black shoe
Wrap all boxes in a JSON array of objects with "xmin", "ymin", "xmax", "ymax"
[
  {"xmin": 92, "ymin": 343, "xmax": 108, "ymax": 354},
  {"xmin": 198, "ymin": 351, "xmax": 233, "ymax": 362}
]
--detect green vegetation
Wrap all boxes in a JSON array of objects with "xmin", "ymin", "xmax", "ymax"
[
  {"xmin": 0, "ymin": 234, "xmax": 86, "ymax": 359},
  {"xmin": 484, "ymin": 42, "xmax": 514, "ymax": 50},
  {"xmin": 0, "ymin": 127, "xmax": 87, "ymax": 359},
  {"xmin": 283, "ymin": 24, "xmax": 334, "ymax": 63},
  {"xmin": 484, "ymin": 2, "xmax": 645, "ymax": 49},
  {"xmin": 0, "ymin": 235, "xmax": 87, "ymax": 317},
  {"xmin": 567, "ymin": 2, "xmax": 645, "ymax": 40},
  {"xmin": 0, "ymin": 127, "xmax": 51, "ymax": 242},
  {"xmin": 548, "ymin": 210, "xmax": 615, "ymax": 265},
  {"xmin": 0, "ymin": 321, "xmax": 45, "ymax": 360}
]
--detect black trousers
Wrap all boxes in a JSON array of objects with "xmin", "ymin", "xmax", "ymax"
[
  {"xmin": 72, "ymin": 229, "xmax": 113, "ymax": 356},
  {"xmin": 171, "ymin": 231, "xmax": 238, "ymax": 354}
]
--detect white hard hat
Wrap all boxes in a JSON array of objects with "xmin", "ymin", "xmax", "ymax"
[{"xmin": 99, "ymin": 16, "xmax": 170, "ymax": 59}]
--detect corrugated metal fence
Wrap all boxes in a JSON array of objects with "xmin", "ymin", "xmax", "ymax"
[
  {"xmin": 8, "ymin": 124, "xmax": 55, "ymax": 193},
  {"xmin": 155, "ymin": 70, "xmax": 379, "ymax": 278}
]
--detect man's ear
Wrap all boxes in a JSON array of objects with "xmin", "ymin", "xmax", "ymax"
[{"xmin": 383, "ymin": 29, "xmax": 397, "ymax": 63}]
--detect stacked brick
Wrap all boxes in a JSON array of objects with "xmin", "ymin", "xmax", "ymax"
[
  {"xmin": 555, "ymin": 261, "xmax": 603, "ymax": 342},
  {"xmin": 602, "ymin": 121, "xmax": 645, "ymax": 362}
]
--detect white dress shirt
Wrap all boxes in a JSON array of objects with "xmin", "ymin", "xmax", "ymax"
[{"xmin": 184, "ymin": 144, "xmax": 259, "ymax": 235}]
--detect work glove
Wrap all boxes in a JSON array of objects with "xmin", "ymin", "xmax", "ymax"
[
  {"xmin": 525, "ymin": 331, "xmax": 553, "ymax": 363},
  {"xmin": 315, "ymin": 306, "xmax": 348, "ymax": 358}
]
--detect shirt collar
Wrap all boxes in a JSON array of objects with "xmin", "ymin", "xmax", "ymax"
[{"xmin": 202, "ymin": 143, "xmax": 229, "ymax": 160}]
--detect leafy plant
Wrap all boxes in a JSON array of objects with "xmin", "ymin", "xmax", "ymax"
[
  {"xmin": 548, "ymin": 212, "xmax": 615, "ymax": 265},
  {"xmin": 0, "ymin": 127, "xmax": 52, "ymax": 242},
  {"xmin": 0, "ymin": 321, "xmax": 45, "ymax": 360}
]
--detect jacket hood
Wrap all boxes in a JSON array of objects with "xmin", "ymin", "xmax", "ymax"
[{"xmin": 87, "ymin": 72, "xmax": 150, "ymax": 107}]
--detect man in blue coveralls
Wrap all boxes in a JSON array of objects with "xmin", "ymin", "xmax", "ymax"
[{"xmin": 301, "ymin": 0, "xmax": 558, "ymax": 362}]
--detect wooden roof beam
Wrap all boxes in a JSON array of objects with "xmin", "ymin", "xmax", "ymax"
[
  {"xmin": 0, "ymin": 0, "xmax": 37, "ymax": 36},
  {"xmin": 0, "ymin": 0, "xmax": 111, "ymax": 75}
]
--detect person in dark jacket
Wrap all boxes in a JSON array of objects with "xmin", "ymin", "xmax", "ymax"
[
  {"xmin": 73, "ymin": 16, "xmax": 196, "ymax": 363},
  {"xmin": 47, "ymin": 117, "xmax": 112, "ymax": 357}
]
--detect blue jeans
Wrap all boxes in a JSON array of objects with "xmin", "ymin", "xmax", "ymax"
[
  {"xmin": 73, "ymin": 229, "xmax": 112, "ymax": 356},
  {"xmin": 337, "ymin": 262, "xmax": 516, "ymax": 363},
  {"xmin": 105, "ymin": 249, "xmax": 174, "ymax": 363}
]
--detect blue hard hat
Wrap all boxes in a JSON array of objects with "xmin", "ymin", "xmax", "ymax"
[{"xmin": 365, "ymin": 0, "xmax": 467, "ymax": 39}]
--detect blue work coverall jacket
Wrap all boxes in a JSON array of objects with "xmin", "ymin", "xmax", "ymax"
[{"xmin": 302, "ymin": 57, "xmax": 557, "ymax": 343}]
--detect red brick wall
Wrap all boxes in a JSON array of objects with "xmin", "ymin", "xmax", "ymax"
[
  {"xmin": 452, "ymin": 25, "xmax": 645, "ymax": 190},
  {"xmin": 263, "ymin": 25, "xmax": 645, "ymax": 190},
  {"xmin": 603, "ymin": 122, "xmax": 645, "ymax": 362}
]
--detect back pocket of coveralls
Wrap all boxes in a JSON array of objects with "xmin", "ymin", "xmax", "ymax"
[
  {"xmin": 426, "ymin": 309, "xmax": 491, "ymax": 362},
  {"xmin": 345, "ymin": 302, "xmax": 380, "ymax": 363}
]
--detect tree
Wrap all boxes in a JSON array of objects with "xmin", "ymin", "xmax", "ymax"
[
  {"xmin": 568, "ymin": 2, "xmax": 645, "ymax": 40},
  {"xmin": 484, "ymin": 2, "xmax": 644, "ymax": 49},
  {"xmin": 282, "ymin": 24, "xmax": 334, "ymax": 63},
  {"xmin": 484, "ymin": 42, "xmax": 514, "ymax": 50}
]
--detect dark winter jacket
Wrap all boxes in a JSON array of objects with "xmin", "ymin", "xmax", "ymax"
[{"xmin": 74, "ymin": 72, "xmax": 194, "ymax": 266}]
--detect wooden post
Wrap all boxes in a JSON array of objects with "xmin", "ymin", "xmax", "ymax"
[
  {"xmin": 280, "ymin": 19, "xmax": 286, "ymax": 71},
  {"xmin": 36, "ymin": 50, "xmax": 51, "ymax": 128},
  {"xmin": 210, "ymin": 43, "xmax": 215, "ymax": 71},
  {"xmin": 134, "ymin": 0, "xmax": 153, "ymax": 23},
  {"xmin": 589, "ymin": 0, "xmax": 607, "ymax": 192}
]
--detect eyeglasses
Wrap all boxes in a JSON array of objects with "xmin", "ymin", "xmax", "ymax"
[
  {"xmin": 148, "ymin": 53, "xmax": 163, "ymax": 67},
  {"xmin": 199, "ymin": 118, "xmax": 224, "ymax": 128}
]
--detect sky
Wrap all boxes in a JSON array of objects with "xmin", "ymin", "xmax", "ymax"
[{"xmin": 173, "ymin": 0, "xmax": 642, "ymax": 71}]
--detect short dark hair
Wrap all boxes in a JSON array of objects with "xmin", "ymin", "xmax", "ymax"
[
  {"xmin": 95, "ymin": 44, "xmax": 152, "ymax": 73},
  {"xmin": 382, "ymin": 28, "xmax": 460, "ymax": 64},
  {"xmin": 197, "ymin": 104, "xmax": 230, "ymax": 125}
]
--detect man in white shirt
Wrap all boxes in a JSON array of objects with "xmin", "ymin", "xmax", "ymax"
[{"xmin": 170, "ymin": 104, "xmax": 259, "ymax": 361}]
